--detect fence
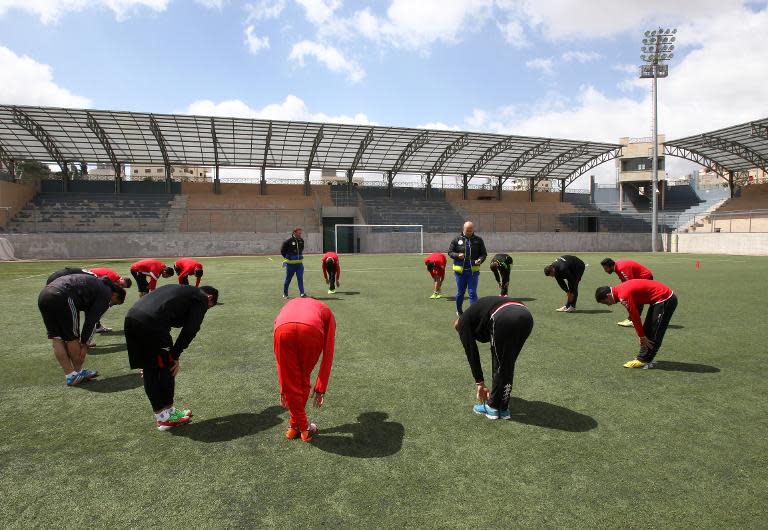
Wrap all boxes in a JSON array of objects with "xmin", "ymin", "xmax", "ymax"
[
  {"xmin": 467, "ymin": 211, "xmax": 680, "ymax": 234},
  {"xmin": 180, "ymin": 208, "xmax": 318, "ymax": 233},
  {"xmin": 683, "ymin": 209, "xmax": 768, "ymax": 233}
]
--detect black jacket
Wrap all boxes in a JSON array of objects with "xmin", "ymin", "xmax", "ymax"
[
  {"xmin": 490, "ymin": 254, "xmax": 513, "ymax": 283},
  {"xmin": 48, "ymin": 275, "xmax": 116, "ymax": 344},
  {"xmin": 457, "ymin": 296, "xmax": 517, "ymax": 383},
  {"xmin": 280, "ymin": 235, "xmax": 304, "ymax": 262},
  {"xmin": 126, "ymin": 284, "xmax": 210, "ymax": 359},
  {"xmin": 550, "ymin": 255, "xmax": 585, "ymax": 293},
  {"xmin": 447, "ymin": 233, "xmax": 487, "ymax": 272}
]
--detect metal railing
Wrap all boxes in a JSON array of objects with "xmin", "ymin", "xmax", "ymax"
[
  {"xmin": 682, "ymin": 209, "xmax": 768, "ymax": 233},
  {"xmin": 180, "ymin": 208, "xmax": 318, "ymax": 233}
]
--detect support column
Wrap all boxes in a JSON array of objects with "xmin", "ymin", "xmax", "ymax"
[
  {"xmin": 728, "ymin": 170, "xmax": 735, "ymax": 198},
  {"xmin": 619, "ymin": 182, "xmax": 624, "ymax": 211},
  {"xmin": 528, "ymin": 178, "xmax": 534, "ymax": 202},
  {"xmin": 386, "ymin": 171, "xmax": 393, "ymax": 198},
  {"xmin": 346, "ymin": 169, "xmax": 354, "ymax": 196},
  {"xmin": 462, "ymin": 174, "xmax": 468, "ymax": 200},
  {"xmin": 589, "ymin": 175, "xmax": 595, "ymax": 203},
  {"xmin": 425, "ymin": 173, "xmax": 432, "ymax": 200},
  {"xmin": 260, "ymin": 166, "xmax": 267, "ymax": 195},
  {"xmin": 62, "ymin": 164, "xmax": 69, "ymax": 192},
  {"xmin": 213, "ymin": 165, "xmax": 220, "ymax": 194},
  {"xmin": 303, "ymin": 168, "xmax": 311, "ymax": 196},
  {"xmin": 660, "ymin": 180, "xmax": 666, "ymax": 210},
  {"xmin": 164, "ymin": 164, "xmax": 172, "ymax": 193},
  {"xmin": 9, "ymin": 159, "xmax": 15, "ymax": 180},
  {"xmin": 559, "ymin": 185, "xmax": 565, "ymax": 202},
  {"xmin": 496, "ymin": 176, "xmax": 502, "ymax": 201},
  {"xmin": 114, "ymin": 163, "xmax": 122, "ymax": 194},
  {"xmin": 80, "ymin": 162, "xmax": 88, "ymax": 177}
]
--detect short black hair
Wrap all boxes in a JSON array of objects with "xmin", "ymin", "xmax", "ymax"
[
  {"xmin": 123, "ymin": 277, "xmax": 133, "ymax": 288},
  {"xmin": 600, "ymin": 258, "xmax": 615, "ymax": 268},
  {"xmin": 543, "ymin": 265, "xmax": 554, "ymax": 276},
  {"xmin": 194, "ymin": 269, "xmax": 204, "ymax": 278},
  {"xmin": 426, "ymin": 261, "xmax": 435, "ymax": 271},
  {"xmin": 595, "ymin": 286, "xmax": 612, "ymax": 302},
  {"xmin": 164, "ymin": 266, "xmax": 175, "ymax": 276},
  {"xmin": 200, "ymin": 285, "xmax": 219, "ymax": 305},
  {"xmin": 325, "ymin": 257, "xmax": 335, "ymax": 265}
]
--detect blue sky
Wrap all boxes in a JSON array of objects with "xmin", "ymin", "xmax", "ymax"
[{"xmin": 0, "ymin": 0, "xmax": 767, "ymax": 180}]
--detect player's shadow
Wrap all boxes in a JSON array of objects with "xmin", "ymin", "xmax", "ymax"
[
  {"xmin": 509, "ymin": 297, "xmax": 536, "ymax": 302},
  {"xmin": 507, "ymin": 398, "xmax": 598, "ymax": 432},
  {"xmin": 313, "ymin": 297, "xmax": 342, "ymax": 301},
  {"xmin": 652, "ymin": 361, "xmax": 720, "ymax": 373},
  {"xmin": 667, "ymin": 324, "xmax": 685, "ymax": 329},
  {"xmin": 170, "ymin": 406, "xmax": 285, "ymax": 443},
  {"xmin": 75, "ymin": 373, "xmax": 142, "ymax": 393},
  {"xmin": 87, "ymin": 344, "xmax": 126, "ymax": 355},
  {"xmin": 98, "ymin": 329, "xmax": 124, "ymax": 336},
  {"xmin": 314, "ymin": 412, "xmax": 404, "ymax": 458},
  {"xmin": 336, "ymin": 291, "xmax": 360, "ymax": 295},
  {"xmin": 574, "ymin": 309, "xmax": 612, "ymax": 314}
]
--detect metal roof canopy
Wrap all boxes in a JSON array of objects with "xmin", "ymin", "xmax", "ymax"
[
  {"xmin": 665, "ymin": 117, "xmax": 768, "ymax": 176},
  {"xmin": 0, "ymin": 105, "xmax": 620, "ymax": 188}
]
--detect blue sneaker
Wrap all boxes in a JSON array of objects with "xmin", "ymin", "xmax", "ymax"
[
  {"xmin": 498, "ymin": 409, "xmax": 511, "ymax": 420},
  {"xmin": 66, "ymin": 372, "xmax": 86, "ymax": 386},
  {"xmin": 473, "ymin": 402, "xmax": 501, "ymax": 420},
  {"xmin": 79, "ymin": 369, "xmax": 99, "ymax": 381}
]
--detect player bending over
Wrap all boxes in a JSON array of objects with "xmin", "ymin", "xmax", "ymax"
[
  {"xmin": 600, "ymin": 257, "xmax": 654, "ymax": 327},
  {"xmin": 130, "ymin": 259, "xmax": 174, "ymax": 297},
  {"xmin": 544, "ymin": 255, "xmax": 585, "ymax": 312},
  {"xmin": 423, "ymin": 252, "xmax": 446, "ymax": 299},
  {"xmin": 595, "ymin": 279, "xmax": 678, "ymax": 369},
  {"xmin": 174, "ymin": 258, "xmax": 204, "ymax": 287},
  {"xmin": 489, "ymin": 253, "xmax": 513, "ymax": 296},
  {"xmin": 454, "ymin": 296, "xmax": 534, "ymax": 420},
  {"xmin": 321, "ymin": 251, "xmax": 341, "ymax": 294}
]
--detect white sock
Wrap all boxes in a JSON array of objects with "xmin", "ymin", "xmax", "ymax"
[{"xmin": 67, "ymin": 370, "xmax": 78, "ymax": 378}]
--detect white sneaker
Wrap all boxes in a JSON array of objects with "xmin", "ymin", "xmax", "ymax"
[
  {"xmin": 555, "ymin": 306, "xmax": 568, "ymax": 312},
  {"xmin": 95, "ymin": 325, "xmax": 112, "ymax": 333},
  {"xmin": 564, "ymin": 307, "xmax": 575, "ymax": 313}
]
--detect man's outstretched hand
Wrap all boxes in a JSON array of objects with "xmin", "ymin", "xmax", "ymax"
[
  {"xmin": 476, "ymin": 382, "xmax": 490, "ymax": 402},
  {"xmin": 311, "ymin": 391, "xmax": 325, "ymax": 408}
]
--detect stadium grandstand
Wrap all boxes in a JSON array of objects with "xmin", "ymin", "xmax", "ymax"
[{"xmin": 0, "ymin": 104, "xmax": 767, "ymax": 259}]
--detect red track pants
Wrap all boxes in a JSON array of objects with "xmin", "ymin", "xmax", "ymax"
[{"xmin": 274, "ymin": 323, "xmax": 324, "ymax": 432}]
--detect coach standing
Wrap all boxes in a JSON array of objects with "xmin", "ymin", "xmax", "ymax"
[
  {"xmin": 125, "ymin": 284, "xmax": 219, "ymax": 431},
  {"xmin": 595, "ymin": 279, "xmax": 678, "ymax": 369},
  {"xmin": 37, "ymin": 275, "xmax": 126, "ymax": 385},
  {"xmin": 544, "ymin": 255, "xmax": 585, "ymax": 312},
  {"xmin": 454, "ymin": 296, "xmax": 534, "ymax": 420},
  {"xmin": 448, "ymin": 221, "xmax": 487, "ymax": 315},
  {"xmin": 601, "ymin": 257, "xmax": 654, "ymax": 327},
  {"xmin": 281, "ymin": 227, "xmax": 306, "ymax": 299}
]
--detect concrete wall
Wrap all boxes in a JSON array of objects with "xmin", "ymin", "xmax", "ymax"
[
  {"xmin": 674, "ymin": 233, "xmax": 768, "ymax": 255},
  {"xmin": 0, "ymin": 180, "xmax": 37, "ymax": 228},
  {"xmin": 4, "ymin": 232, "xmax": 322, "ymax": 260}
]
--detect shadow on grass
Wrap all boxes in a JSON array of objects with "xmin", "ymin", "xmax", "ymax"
[
  {"xmin": 573, "ymin": 309, "xmax": 612, "ymax": 314},
  {"xmin": 170, "ymin": 406, "xmax": 286, "ymax": 443},
  {"xmin": 509, "ymin": 297, "xmax": 536, "ymax": 302},
  {"xmin": 87, "ymin": 343, "xmax": 126, "ymax": 355},
  {"xmin": 313, "ymin": 297, "xmax": 342, "ymax": 301},
  {"xmin": 96, "ymin": 329, "xmax": 124, "ymax": 336},
  {"xmin": 336, "ymin": 291, "xmax": 360, "ymax": 295},
  {"xmin": 652, "ymin": 361, "xmax": 720, "ymax": 373},
  {"xmin": 314, "ymin": 412, "xmax": 404, "ymax": 458},
  {"xmin": 667, "ymin": 324, "xmax": 685, "ymax": 329},
  {"xmin": 76, "ymin": 373, "xmax": 142, "ymax": 393},
  {"xmin": 508, "ymin": 398, "xmax": 598, "ymax": 432}
]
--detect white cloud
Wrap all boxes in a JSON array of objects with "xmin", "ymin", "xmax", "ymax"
[
  {"xmin": 288, "ymin": 40, "xmax": 365, "ymax": 82},
  {"xmin": 195, "ymin": 0, "xmax": 223, "ymax": 8},
  {"xmin": 497, "ymin": 18, "xmax": 527, "ymax": 47},
  {"xmin": 186, "ymin": 95, "xmax": 376, "ymax": 125},
  {"xmin": 416, "ymin": 122, "xmax": 461, "ymax": 131},
  {"xmin": 525, "ymin": 57, "xmax": 554, "ymax": 75},
  {"xmin": 244, "ymin": 0, "xmax": 284, "ymax": 22},
  {"xmin": 244, "ymin": 25, "xmax": 270, "ymax": 54},
  {"xmin": 350, "ymin": 0, "xmax": 494, "ymax": 50},
  {"xmin": 561, "ymin": 50, "xmax": 601, "ymax": 63},
  {"xmin": 0, "ymin": 46, "xmax": 91, "ymax": 107},
  {"xmin": 0, "ymin": 0, "xmax": 171, "ymax": 23},
  {"xmin": 295, "ymin": 0, "xmax": 340, "ymax": 25}
]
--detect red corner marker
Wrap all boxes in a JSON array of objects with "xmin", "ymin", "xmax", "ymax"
[{"xmin": 695, "ymin": 260, "xmax": 700, "ymax": 269}]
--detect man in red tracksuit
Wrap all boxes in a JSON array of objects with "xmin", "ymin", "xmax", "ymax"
[
  {"xmin": 174, "ymin": 258, "xmax": 204, "ymax": 287},
  {"xmin": 601, "ymin": 258, "xmax": 654, "ymax": 327},
  {"xmin": 595, "ymin": 279, "xmax": 678, "ymax": 369},
  {"xmin": 321, "ymin": 251, "xmax": 341, "ymax": 294},
  {"xmin": 273, "ymin": 298, "xmax": 336, "ymax": 442},
  {"xmin": 88, "ymin": 267, "xmax": 133, "ymax": 289},
  {"xmin": 424, "ymin": 252, "xmax": 447, "ymax": 299},
  {"xmin": 130, "ymin": 259, "xmax": 175, "ymax": 296}
]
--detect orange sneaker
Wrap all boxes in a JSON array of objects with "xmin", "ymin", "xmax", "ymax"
[
  {"xmin": 285, "ymin": 427, "xmax": 301, "ymax": 440},
  {"xmin": 300, "ymin": 423, "xmax": 318, "ymax": 442}
]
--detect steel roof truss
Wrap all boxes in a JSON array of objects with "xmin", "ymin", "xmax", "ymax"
[{"xmin": 12, "ymin": 106, "xmax": 68, "ymax": 174}]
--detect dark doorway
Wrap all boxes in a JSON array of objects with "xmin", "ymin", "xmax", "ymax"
[{"xmin": 323, "ymin": 217, "xmax": 354, "ymax": 252}]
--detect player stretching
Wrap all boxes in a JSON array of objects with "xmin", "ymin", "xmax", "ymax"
[
  {"xmin": 281, "ymin": 228, "xmax": 306, "ymax": 298},
  {"xmin": 544, "ymin": 255, "xmax": 585, "ymax": 312},
  {"xmin": 595, "ymin": 279, "xmax": 678, "ymax": 369},
  {"xmin": 489, "ymin": 253, "xmax": 513, "ymax": 296},
  {"xmin": 423, "ymin": 252, "xmax": 446, "ymax": 299},
  {"xmin": 174, "ymin": 258, "xmax": 204, "ymax": 287},
  {"xmin": 125, "ymin": 284, "xmax": 218, "ymax": 430},
  {"xmin": 600, "ymin": 258, "xmax": 654, "ymax": 327},
  {"xmin": 454, "ymin": 296, "xmax": 534, "ymax": 420},
  {"xmin": 130, "ymin": 259, "xmax": 174, "ymax": 297},
  {"xmin": 273, "ymin": 298, "xmax": 336, "ymax": 442},
  {"xmin": 321, "ymin": 251, "xmax": 341, "ymax": 294}
]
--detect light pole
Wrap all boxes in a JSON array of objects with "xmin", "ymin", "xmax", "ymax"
[{"xmin": 640, "ymin": 27, "xmax": 676, "ymax": 252}]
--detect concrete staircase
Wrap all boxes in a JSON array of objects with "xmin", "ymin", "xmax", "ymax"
[{"xmin": 357, "ymin": 187, "xmax": 464, "ymax": 232}]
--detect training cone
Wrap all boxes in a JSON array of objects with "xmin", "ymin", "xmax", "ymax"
[{"xmin": 696, "ymin": 260, "xmax": 700, "ymax": 269}]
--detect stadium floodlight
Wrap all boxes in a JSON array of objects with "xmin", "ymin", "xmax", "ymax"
[{"xmin": 639, "ymin": 26, "xmax": 677, "ymax": 252}]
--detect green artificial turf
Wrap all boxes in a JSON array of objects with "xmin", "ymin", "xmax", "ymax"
[{"xmin": 1, "ymin": 252, "xmax": 766, "ymax": 528}]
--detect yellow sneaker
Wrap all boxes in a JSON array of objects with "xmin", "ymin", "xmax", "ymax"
[
  {"xmin": 433, "ymin": 293, "xmax": 442, "ymax": 299},
  {"xmin": 617, "ymin": 319, "xmax": 633, "ymax": 327},
  {"xmin": 623, "ymin": 359, "xmax": 648, "ymax": 369}
]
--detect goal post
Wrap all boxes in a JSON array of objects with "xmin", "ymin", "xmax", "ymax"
[{"xmin": 334, "ymin": 224, "xmax": 424, "ymax": 254}]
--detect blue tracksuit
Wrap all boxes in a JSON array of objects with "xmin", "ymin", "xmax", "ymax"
[
  {"xmin": 447, "ymin": 232, "xmax": 487, "ymax": 314},
  {"xmin": 281, "ymin": 235, "xmax": 305, "ymax": 296}
]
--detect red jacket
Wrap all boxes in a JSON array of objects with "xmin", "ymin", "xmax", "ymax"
[
  {"xmin": 87, "ymin": 267, "xmax": 121, "ymax": 284},
  {"xmin": 130, "ymin": 259, "xmax": 168, "ymax": 291},
  {"xmin": 321, "ymin": 252, "xmax": 341, "ymax": 282},
  {"xmin": 612, "ymin": 279, "xmax": 674, "ymax": 337},
  {"xmin": 614, "ymin": 260, "xmax": 653, "ymax": 282},
  {"xmin": 424, "ymin": 252, "xmax": 447, "ymax": 278},
  {"xmin": 274, "ymin": 298, "xmax": 336, "ymax": 394},
  {"xmin": 175, "ymin": 258, "xmax": 203, "ymax": 287}
]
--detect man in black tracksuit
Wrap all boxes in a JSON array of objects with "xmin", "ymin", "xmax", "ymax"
[
  {"xmin": 447, "ymin": 221, "xmax": 488, "ymax": 315},
  {"xmin": 37, "ymin": 275, "xmax": 126, "ymax": 385},
  {"xmin": 489, "ymin": 253, "xmax": 513, "ymax": 296},
  {"xmin": 544, "ymin": 255, "xmax": 586, "ymax": 312},
  {"xmin": 124, "ymin": 284, "xmax": 218, "ymax": 431},
  {"xmin": 281, "ymin": 228, "xmax": 306, "ymax": 298},
  {"xmin": 454, "ymin": 296, "xmax": 534, "ymax": 420}
]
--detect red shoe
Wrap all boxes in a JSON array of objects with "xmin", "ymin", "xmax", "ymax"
[
  {"xmin": 285, "ymin": 427, "xmax": 301, "ymax": 440},
  {"xmin": 156, "ymin": 411, "xmax": 192, "ymax": 431}
]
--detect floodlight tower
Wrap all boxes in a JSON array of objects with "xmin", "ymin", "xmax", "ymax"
[{"xmin": 640, "ymin": 27, "xmax": 676, "ymax": 252}]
